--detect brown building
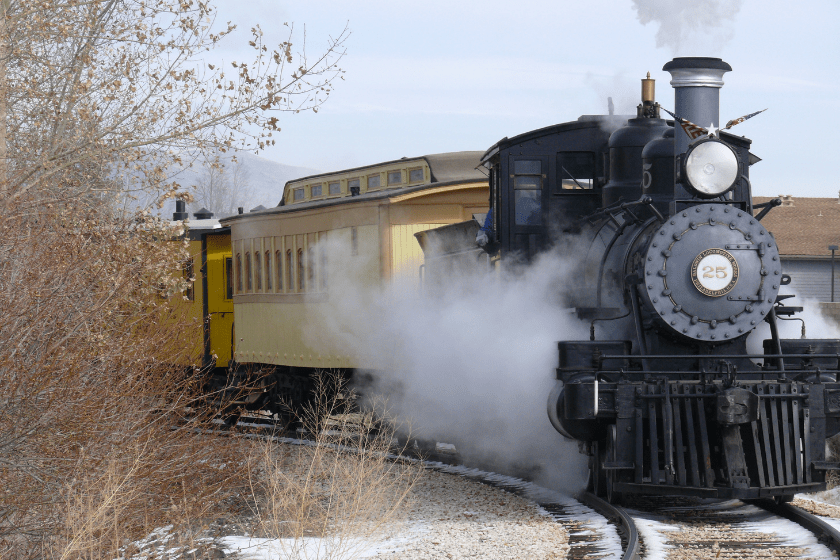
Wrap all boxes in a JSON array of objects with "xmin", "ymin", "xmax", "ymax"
[{"xmin": 755, "ymin": 195, "xmax": 840, "ymax": 302}]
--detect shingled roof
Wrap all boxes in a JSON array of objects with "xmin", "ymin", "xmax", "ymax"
[{"xmin": 754, "ymin": 196, "xmax": 840, "ymax": 257}]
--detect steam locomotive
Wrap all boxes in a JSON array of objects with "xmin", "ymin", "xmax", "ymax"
[{"xmin": 473, "ymin": 57, "xmax": 840, "ymax": 503}]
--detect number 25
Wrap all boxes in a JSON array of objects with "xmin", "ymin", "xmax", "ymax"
[{"xmin": 703, "ymin": 266, "xmax": 728, "ymax": 279}]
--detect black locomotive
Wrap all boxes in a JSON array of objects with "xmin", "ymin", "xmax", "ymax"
[{"xmin": 477, "ymin": 57, "xmax": 840, "ymax": 503}]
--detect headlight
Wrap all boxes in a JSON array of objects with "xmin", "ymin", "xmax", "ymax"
[{"xmin": 684, "ymin": 140, "xmax": 739, "ymax": 198}]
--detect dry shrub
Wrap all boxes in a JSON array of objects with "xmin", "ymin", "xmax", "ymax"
[
  {"xmin": 247, "ymin": 371, "xmax": 420, "ymax": 560},
  {"xmin": 0, "ymin": 205, "xmax": 247, "ymax": 559}
]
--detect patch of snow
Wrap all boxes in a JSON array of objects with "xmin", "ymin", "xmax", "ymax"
[
  {"xmin": 738, "ymin": 511, "xmax": 834, "ymax": 558},
  {"xmin": 802, "ymin": 487, "xmax": 840, "ymax": 507},
  {"xmin": 425, "ymin": 461, "xmax": 623, "ymax": 558},
  {"xmin": 631, "ymin": 515, "xmax": 679, "ymax": 560},
  {"xmin": 219, "ymin": 534, "xmax": 410, "ymax": 560}
]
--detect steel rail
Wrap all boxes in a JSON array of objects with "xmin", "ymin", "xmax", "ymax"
[
  {"xmin": 757, "ymin": 501, "xmax": 840, "ymax": 555},
  {"xmin": 578, "ymin": 492, "xmax": 641, "ymax": 560}
]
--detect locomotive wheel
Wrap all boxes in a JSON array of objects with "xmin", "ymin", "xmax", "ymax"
[
  {"xmin": 773, "ymin": 494, "xmax": 793, "ymax": 505},
  {"xmin": 605, "ymin": 425, "xmax": 623, "ymax": 505},
  {"xmin": 589, "ymin": 440, "xmax": 608, "ymax": 498}
]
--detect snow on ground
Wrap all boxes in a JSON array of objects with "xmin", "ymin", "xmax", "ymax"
[{"xmin": 216, "ymin": 467, "xmax": 571, "ymax": 560}]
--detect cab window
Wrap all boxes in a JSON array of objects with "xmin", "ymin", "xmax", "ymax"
[
  {"xmin": 513, "ymin": 160, "xmax": 542, "ymax": 226},
  {"xmin": 557, "ymin": 152, "xmax": 596, "ymax": 190}
]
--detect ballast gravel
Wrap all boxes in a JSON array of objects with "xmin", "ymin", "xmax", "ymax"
[{"xmin": 363, "ymin": 469, "xmax": 569, "ymax": 559}]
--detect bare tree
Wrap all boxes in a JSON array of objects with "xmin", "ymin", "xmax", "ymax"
[
  {"xmin": 0, "ymin": 1, "xmax": 349, "ymax": 557},
  {"xmin": 193, "ymin": 156, "xmax": 254, "ymax": 217},
  {"xmin": 0, "ymin": 0, "xmax": 347, "ymax": 211}
]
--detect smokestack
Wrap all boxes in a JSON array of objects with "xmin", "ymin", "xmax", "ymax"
[
  {"xmin": 172, "ymin": 199, "xmax": 188, "ymax": 221},
  {"xmin": 663, "ymin": 57, "xmax": 731, "ymax": 196},
  {"xmin": 663, "ymin": 57, "xmax": 731, "ymax": 152}
]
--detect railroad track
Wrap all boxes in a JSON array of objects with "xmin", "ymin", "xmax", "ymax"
[
  {"xmin": 213, "ymin": 414, "xmax": 840, "ymax": 559},
  {"xmin": 583, "ymin": 493, "xmax": 840, "ymax": 559}
]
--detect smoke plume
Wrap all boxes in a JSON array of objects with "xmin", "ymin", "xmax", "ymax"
[
  {"xmin": 632, "ymin": 0, "xmax": 745, "ymax": 55},
  {"xmin": 305, "ymin": 236, "xmax": 591, "ymax": 492}
]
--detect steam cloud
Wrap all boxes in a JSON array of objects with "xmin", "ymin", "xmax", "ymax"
[
  {"xmin": 632, "ymin": 0, "xmax": 745, "ymax": 55},
  {"xmin": 305, "ymin": 237, "xmax": 591, "ymax": 492},
  {"xmin": 304, "ymin": 228, "xmax": 840, "ymax": 494}
]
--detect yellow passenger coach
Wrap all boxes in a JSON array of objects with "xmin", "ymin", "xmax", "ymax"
[{"xmin": 218, "ymin": 152, "xmax": 488, "ymax": 409}]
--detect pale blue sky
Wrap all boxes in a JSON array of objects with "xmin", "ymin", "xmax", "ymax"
[{"xmin": 211, "ymin": 0, "xmax": 840, "ymax": 198}]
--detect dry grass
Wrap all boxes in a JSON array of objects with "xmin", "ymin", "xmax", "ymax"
[
  {"xmin": 0, "ymin": 206, "xmax": 249, "ymax": 559},
  {"xmin": 246, "ymin": 371, "xmax": 421, "ymax": 560}
]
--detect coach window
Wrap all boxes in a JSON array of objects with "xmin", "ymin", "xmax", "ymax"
[
  {"xmin": 275, "ymin": 250, "xmax": 283, "ymax": 291},
  {"xmin": 254, "ymin": 251, "xmax": 262, "ymax": 291},
  {"xmin": 293, "ymin": 187, "xmax": 305, "ymax": 201},
  {"xmin": 367, "ymin": 174, "xmax": 380, "ymax": 190},
  {"xmin": 297, "ymin": 249, "xmax": 305, "ymax": 292},
  {"xmin": 245, "ymin": 252, "xmax": 252, "ymax": 292},
  {"xmin": 557, "ymin": 152, "xmax": 596, "ymax": 190},
  {"xmin": 513, "ymin": 160, "xmax": 542, "ymax": 226},
  {"xmin": 409, "ymin": 168, "xmax": 424, "ymax": 183},
  {"xmin": 286, "ymin": 250, "xmax": 294, "ymax": 291},
  {"xmin": 264, "ymin": 250, "xmax": 272, "ymax": 291},
  {"xmin": 328, "ymin": 181, "xmax": 341, "ymax": 195},
  {"xmin": 311, "ymin": 183, "xmax": 323, "ymax": 198},
  {"xmin": 387, "ymin": 170, "xmax": 402, "ymax": 186},
  {"xmin": 235, "ymin": 254, "xmax": 242, "ymax": 293},
  {"xmin": 226, "ymin": 257, "xmax": 234, "ymax": 299}
]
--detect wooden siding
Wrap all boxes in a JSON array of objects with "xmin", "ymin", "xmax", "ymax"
[{"xmin": 781, "ymin": 258, "xmax": 839, "ymax": 302}]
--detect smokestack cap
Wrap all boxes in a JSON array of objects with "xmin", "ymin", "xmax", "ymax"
[
  {"xmin": 193, "ymin": 207, "xmax": 214, "ymax": 219},
  {"xmin": 663, "ymin": 57, "xmax": 732, "ymax": 88}
]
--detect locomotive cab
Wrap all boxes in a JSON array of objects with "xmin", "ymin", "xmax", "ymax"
[{"xmin": 480, "ymin": 115, "xmax": 626, "ymax": 260}]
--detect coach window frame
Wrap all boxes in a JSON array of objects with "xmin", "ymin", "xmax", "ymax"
[
  {"xmin": 297, "ymin": 248, "xmax": 305, "ymax": 292},
  {"xmin": 254, "ymin": 250, "xmax": 262, "ymax": 292},
  {"xmin": 235, "ymin": 253, "xmax": 242, "ymax": 294},
  {"xmin": 245, "ymin": 251, "xmax": 252, "ymax": 292},
  {"xmin": 264, "ymin": 250, "xmax": 272, "ymax": 292},
  {"xmin": 225, "ymin": 257, "xmax": 234, "ymax": 299},
  {"xmin": 366, "ymin": 174, "xmax": 381, "ymax": 192},
  {"xmin": 286, "ymin": 249, "xmax": 294, "ymax": 292},
  {"xmin": 408, "ymin": 167, "xmax": 424, "ymax": 184},
  {"xmin": 387, "ymin": 170, "xmax": 402, "ymax": 186}
]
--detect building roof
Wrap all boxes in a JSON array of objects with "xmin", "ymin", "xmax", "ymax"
[{"xmin": 754, "ymin": 196, "xmax": 840, "ymax": 257}]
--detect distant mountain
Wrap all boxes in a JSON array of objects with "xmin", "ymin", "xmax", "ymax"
[
  {"xmin": 233, "ymin": 151, "xmax": 320, "ymax": 209},
  {"xmin": 159, "ymin": 151, "xmax": 319, "ymax": 220}
]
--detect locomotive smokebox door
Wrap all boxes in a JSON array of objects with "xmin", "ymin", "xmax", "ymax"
[{"xmin": 640, "ymin": 203, "xmax": 781, "ymax": 341}]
